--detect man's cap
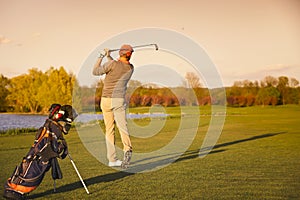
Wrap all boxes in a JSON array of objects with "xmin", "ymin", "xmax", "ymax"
[{"xmin": 119, "ymin": 44, "xmax": 134, "ymax": 56}]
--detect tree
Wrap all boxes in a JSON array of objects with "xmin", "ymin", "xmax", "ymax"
[
  {"xmin": 127, "ymin": 80, "xmax": 142, "ymax": 101},
  {"xmin": 95, "ymin": 79, "xmax": 104, "ymax": 111},
  {"xmin": 233, "ymin": 81, "xmax": 243, "ymax": 87},
  {"xmin": 256, "ymin": 86, "xmax": 280, "ymax": 106},
  {"xmin": 128, "ymin": 80, "xmax": 142, "ymax": 89},
  {"xmin": 185, "ymin": 72, "xmax": 201, "ymax": 88},
  {"xmin": 228, "ymin": 82, "xmax": 242, "ymax": 96},
  {"xmin": 184, "ymin": 72, "xmax": 202, "ymax": 106},
  {"xmin": 129, "ymin": 95, "xmax": 141, "ymax": 107},
  {"xmin": 7, "ymin": 68, "xmax": 44, "ymax": 112},
  {"xmin": 36, "ymin": 67, "xmax": 75, "ymax": 112},
  {"xmin": 0, "ymin": 74, "xmax": 10, "ymax": 111},
  {"xmin": 71, "ymin": 76, "xmax": 82, "ymax": 113},
  {"xmin": 277, "ymin": 76, "xmax": 289, "ymax": 105},
  {"xmin": 263, "ymin": 76, "xmax": 278, "ymax": 87},
  {"xmin": 246, "ymin": 94, "xmax": 256, "ymax": 106},
  {"xmin": 290, "ymin": 78, "xmax": 299, "ymax": 88},
  {"xmin": 286, "ymin": 87, "xmax": 300, "ymax": 104},
  {"xmin": 6, "ymin": 67, "xmax": 77, "ymax": 113}
]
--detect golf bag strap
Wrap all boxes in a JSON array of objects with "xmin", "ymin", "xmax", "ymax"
[
  {"xmin": 34, "ymin": 127, "xmax": 48, "ymax": 145},
  {"xmin": 17, "ymin": 171, "xmax": 45, "ymax": 183},
  {"xmin": 50, "ymin": 120, "xmax": 64, "ymax": 133},
  {"xmin": 39, "ymin": 119, "xmax": 68, "ymax": 159},
  {"xmin": 51, "ymin": 158, "xmax": 63, "ymax": 180},
  {"xmin": 60, "ymin": 139, "xmax": 68, "ymax": 159}
]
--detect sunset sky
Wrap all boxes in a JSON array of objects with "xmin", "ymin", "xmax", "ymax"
[{"xmin": 0, "ymin": 0, "xmax": 299, "ymax": 87}]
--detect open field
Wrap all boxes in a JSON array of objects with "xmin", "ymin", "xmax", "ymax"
[{"xmin": 1, "ymin": 105, "xmax": 300, "ymax": 199}]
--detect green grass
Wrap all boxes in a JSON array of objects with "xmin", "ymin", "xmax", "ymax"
[
  {"xmin": 0, "ymin": 127, "xmax": 37, "ymax": 136},
  {"xmin": 1, "ymin": 105, "xmax": 300, "ymax": 199}
]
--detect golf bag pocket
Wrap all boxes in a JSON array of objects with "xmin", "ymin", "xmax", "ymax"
[{"xmin": 6, "ymin": 158, "xmax": 50, "ymax": 194}]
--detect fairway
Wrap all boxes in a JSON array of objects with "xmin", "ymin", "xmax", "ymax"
[{"xmin": 1, "ymin": 105, "xmax": 300, "ymax": 199}]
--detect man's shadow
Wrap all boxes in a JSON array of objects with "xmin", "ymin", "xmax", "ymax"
[
  {"xmin": 29, "ymin": 131, "xmax": 286, "ymax": 198},
  {"xmin": 179, "ymin": 131, "xmax": 286, "ymax": 161},
  {"xmin": 28, "ymin": 171, "xmax": 133, "ymax": 199}
]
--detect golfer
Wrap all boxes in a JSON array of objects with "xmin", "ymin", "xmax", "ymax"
[{"xmin": 93, "ymin": 44, "xmax": 134, "ymax": 169}]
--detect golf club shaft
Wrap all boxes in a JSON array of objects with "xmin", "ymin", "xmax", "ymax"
[
  {"xmin": 68, "ymin": 154, "xmax": 90, "ymax": 194},
  {"xmin": 109, "ymin": 43, "xmax": 158, "ymax": 52},
  {"xmin": 53, "ymin": 180, "xmax": 56, "ymax": 193}
]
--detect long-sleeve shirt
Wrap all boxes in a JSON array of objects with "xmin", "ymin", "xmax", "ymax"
[{"xmin": 93, "ymin": 60, "xmax": 134, "ymax": 98}]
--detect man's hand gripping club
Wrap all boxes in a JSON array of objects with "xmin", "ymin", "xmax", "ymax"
[{"xmin": 98, "ymin": 48, "xmax": 110, "ymax": 59}]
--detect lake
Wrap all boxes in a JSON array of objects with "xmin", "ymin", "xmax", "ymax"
[{"xmin": 0, "ymin": 113, "xmax": 168, "ymax": 131}]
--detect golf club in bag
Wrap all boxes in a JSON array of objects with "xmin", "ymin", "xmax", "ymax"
[{"xmin": 3, "ymin": 104, "xmax": 80, "ymax": 200}]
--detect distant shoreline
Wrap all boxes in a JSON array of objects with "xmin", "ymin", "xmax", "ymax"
[{"xmin": 0, "ymin": 112, "xmax": 47, "ymax": 116}]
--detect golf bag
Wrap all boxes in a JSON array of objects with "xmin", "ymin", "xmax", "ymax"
[{"xmin": 3, "ymin": 104, "xmax": 77, "ymax": 200}]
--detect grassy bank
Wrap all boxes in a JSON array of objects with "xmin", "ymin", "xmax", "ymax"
[
  {"xmin": 0, "ymin": 127, "xmax": 38, "ymax": 136},
  {"xmin": 0, "ymin": 105, "xmax": 299, "ymax": 199}
]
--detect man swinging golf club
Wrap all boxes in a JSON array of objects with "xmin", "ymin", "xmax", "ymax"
[{"xmin": 93, "ymin": 44, "xmax": 134, "ymax": 169}]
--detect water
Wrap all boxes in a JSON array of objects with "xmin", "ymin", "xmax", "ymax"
[
  {"xmin": 0, "ymin": 113, "xmax": 168, "ymax": 131},
  {"xmin": 76, "ymin": 113, "xmax": 168, "ymax": 123},
  {"xmin": 0, "ymin": 114, "xmax": 47, "ymax": 131}
]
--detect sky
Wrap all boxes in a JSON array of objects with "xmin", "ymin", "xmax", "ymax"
[{"xmin": 0, "ymin": 0, "xmax": 300, "ymax": 87}]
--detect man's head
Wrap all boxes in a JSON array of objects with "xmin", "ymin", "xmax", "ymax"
[{"xmin": 119, "ymin": 44, "xmax": 133, "ymax": 60}]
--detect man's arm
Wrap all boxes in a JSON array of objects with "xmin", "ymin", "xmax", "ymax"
[
  {"xmin": 107, "ymin": 53, "xmax": 113, "ymax": 61},
  {"xmin": 92, "ymin": 49, "xmax": 114, "ymax": 75},
  {"xmin": 92, "ymin": 57, "xmax": 105, "ymax": 75}
]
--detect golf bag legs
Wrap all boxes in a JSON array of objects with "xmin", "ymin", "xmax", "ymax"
[{"xmin": 3, "ymin": 189, "xmax": 26, "ymax": 200}]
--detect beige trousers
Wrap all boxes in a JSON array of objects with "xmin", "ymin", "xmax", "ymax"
[{"xmin": 100, "ymin": 97, "xmax": 132, "ymax": 162}]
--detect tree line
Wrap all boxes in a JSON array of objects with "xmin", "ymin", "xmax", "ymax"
[
  {"xmin": 0, "ymin": 67, "xmax": 78, "ymax": 113},
  {"xmin": 0, "ymin": 67, "xmax": 299, "ymax": 113},
  {"xmin": 226, "ymin": 76, "xmax": 300, "ymax": 107}
]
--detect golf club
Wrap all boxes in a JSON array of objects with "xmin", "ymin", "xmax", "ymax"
[
  {"xmin": 109, "ymin": 43, "xmax": 158, "ymax": 52},
  {"xmin": 68, "ymin": 154, "xmax": 90, "ymax": 195}
]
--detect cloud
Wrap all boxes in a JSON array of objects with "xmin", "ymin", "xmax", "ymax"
[
  {"xmin": 263, "ymin": 64, "xmax": 295, "ymax": 73},
  {"xmin": 221, "ymin": 64, "xmax": 300, "ymax": 86},
  {"xmin": 0, "ymin": 33, "xmax": 41, "ymax": 47},
  {"xmin": 251, "ymin": 64, "xmax": 299, "ymax": 77},
  {"xmin": 32, "ymin": 32, "xmax": 41, "ymax": 38},
  {"xmin": 235, "ymin": 64, "xmax": 300, "ymax": 81},
  {"xmin": 0, "ymin": 35, "xmax": 12, "ymax": 44}
]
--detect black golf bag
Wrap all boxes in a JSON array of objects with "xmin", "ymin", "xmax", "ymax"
[{"xmin": 3, "ymin": 104, "xmax": 77, "ymax": 200}]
